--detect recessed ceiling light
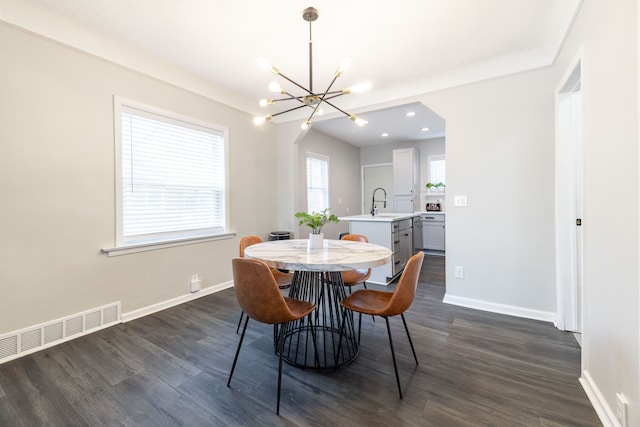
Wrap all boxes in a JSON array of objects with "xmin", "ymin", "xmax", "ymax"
[
  {"xmin": 381, "ymin": 132, "xmax": 389, "ymax": 137},
  {"xmin": 421, "ymin": 127, "xmax": 430, "ymax": 132},
  {"xmin": 406, "ymin": 111, "xmax": 416, "ymax": 117}
]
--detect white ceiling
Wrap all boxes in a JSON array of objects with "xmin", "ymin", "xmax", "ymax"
[{"xmin": 5, "ymin": 0, "xmax": 581, "ymax": 146}]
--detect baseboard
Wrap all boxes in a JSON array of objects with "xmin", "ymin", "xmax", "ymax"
[
  {"xmin": 0, "ymin": 281, "xmax": 234, "ymax": 365},
  {"xmin": 442, "ymin": 293, "xmax": 556, "ymax": 322},
  {"xmin": 121, "ymin": 280, "xmax": 234, "ymax": 323},
  {"xmin": 579, "ymin": 370, "xmax": 617, "ymax": 427}
]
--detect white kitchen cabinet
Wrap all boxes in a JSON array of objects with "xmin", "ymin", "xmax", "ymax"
[
  {"xmin": 394, "ymin": 196, "xmax": 414, "ymax": 213},
  {"xmin": 340, "ymin": 214, "xmax": 417, "ymax": 285},
  {"xmin": 393, "ymin": 147, "xmax": 420, "ymax": 211}
]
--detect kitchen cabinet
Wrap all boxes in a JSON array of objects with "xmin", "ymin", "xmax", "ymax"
[
  {"xmin": 392, "ymin": 148, "xmax": 420, "ymax": 212},
  {"xmin": 419, "ymin": 213, "xmax": 445, "ymax": 252},
  {"xmin": 339, "ymin": 214, "xmax": 418, "ymax": 284},
  {"xmin": 393, "ymin": 219, "xmax": 414, "ymax": 275}
]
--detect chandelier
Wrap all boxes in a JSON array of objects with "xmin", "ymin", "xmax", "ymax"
[{"xmin": 253, "ymin": 7, "xmax": 371, "ymax": 130}]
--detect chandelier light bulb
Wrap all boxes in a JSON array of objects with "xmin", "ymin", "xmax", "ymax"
[
  {"xmin": 349, "ymin": 115, "xmax": 368, "ymax": 127},
  {"xmin": 301, "ymin": 121, "xmax": 310, "ymax": 130},
  {"xmin": 346, "ymin": 81, "xmax": 372, "ymax": 94},
  {"xmin": 336, "ymin": 58, "xmax": 351, "ymax": 75},
  {"xmin": 259, "ymin": 99, "xmax": 273, "ymax": 107},
  {"xmin": 253, "ymin": 115, "xmax": 272, "ymax": 125},
  {"xmin": 269, "ymin": 81, "xmax": 284, "ymax": 93}
]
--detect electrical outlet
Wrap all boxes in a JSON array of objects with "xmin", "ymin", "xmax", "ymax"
[
  {"xmin": 455, "ymin": 266, "xmax": 464, "ymax": 279},
  {"xmin": 190, "ymin": 274, "xmax": 202, "ymax": 293},
  {"xmin": 616, "ymin": 393, "xmax": 628, "ymax": 427}
]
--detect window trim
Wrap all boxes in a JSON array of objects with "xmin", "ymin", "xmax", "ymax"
[
  {"xmin": 106, "ymin": 96, "xmax": 231, "ymax": 254},
  {"xmin": 428, "ymin": 154, "xmax": 446, "ymax": 186},
  {"xmin": 305, "ymin": 151, "xmax": 330, "ymax": 213}
]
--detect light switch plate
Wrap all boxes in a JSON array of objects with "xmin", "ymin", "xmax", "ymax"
[{"xmin": 454, "ymin": 195, "xmax": 468, "ymax": 207}]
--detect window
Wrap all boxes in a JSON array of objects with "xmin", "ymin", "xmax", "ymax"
[
  {"xmin": 428, "ymin": 155, "xmax": 446, "ymax": 186},
  {"xmin": 114, "ymin": 97, "xmax": 228, "ymax": 247},
  {"xmin": 306, "ymin": 152, "xmax": 329, "ymax": 213}
]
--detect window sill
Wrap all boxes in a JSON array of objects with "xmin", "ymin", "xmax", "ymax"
[{"xmin": 101, "ymin": 232, "xmax": 235, "ymax": 257}]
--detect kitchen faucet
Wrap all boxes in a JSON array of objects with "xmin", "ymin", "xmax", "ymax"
[{"xmin": 370, "ymin": 187, "xmax": 387, "ymax": 216}]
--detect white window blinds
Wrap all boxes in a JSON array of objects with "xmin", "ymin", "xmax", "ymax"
[
  {"xmin": 429, "ymin": 156, "xmax": 446, "ymax": 185},
  {"xmin": 118, "ymin": 101, "xmax": 226, "ymax": 245},
  {"xmin": 306, "ymin": 153, "xmax": 329, "ymax": 213}
]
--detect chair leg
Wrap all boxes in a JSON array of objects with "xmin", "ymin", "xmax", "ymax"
[
  {"xmin": 276, "ymin": 322, "xmax": 288, "ymax": 415},
  {"xmin": 236, "ymin": 311, "xmax": 244, "ymax": 334},
  {"xmin": 384, "ymin": 316, "xmax": 403, "ymax": 399},
  {"xmin": 273, "ymin": 324, "xmax": 281, "ymax": 353},
  {"xmin": 401, "ymin": 313, "xmax": 419, "ymax": 366},
  {"xmin": 228, "ymin": 316, "xmax": 249, "ymax": 387},
  {"xmin": 360, "ymin": 283, "xmax": 375, "ymax": 322}
]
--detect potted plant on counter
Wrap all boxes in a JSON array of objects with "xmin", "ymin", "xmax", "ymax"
[{"xmin": 295, "ymin": 208, "xmax": 339, "ymax": 249}]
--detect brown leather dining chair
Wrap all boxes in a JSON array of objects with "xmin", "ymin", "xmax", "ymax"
[
  {"xmin": 236, "ymin": 235, "xmax": 293, "ymax": 333},
  {"xmin": 227, "ymin": 257, "xmax": 316, "ymax": 415},
  {"xmin": 336, "ymin": 251, "xmax": 424, "ymax": 399},
  {"xmin": 340, "ymin": 234, "xmax": 371, "ymax": 293}
]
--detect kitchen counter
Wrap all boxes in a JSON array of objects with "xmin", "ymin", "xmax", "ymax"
[
  {"xmin": 339, "ymin": 213, "xmax": 419, "ymax": 222},
  {"xmin": 339, "ymin": 213, "xmax": 418, "ymax": 284}
]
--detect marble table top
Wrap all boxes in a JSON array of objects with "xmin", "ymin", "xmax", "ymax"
[{"xmin": 243, "ymin": 239, "xmax": 392, "ymax": 272}]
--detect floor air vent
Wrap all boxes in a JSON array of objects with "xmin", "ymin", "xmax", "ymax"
[{"xmin": 0, "ymin": 302, "xmax": 121, "ymax": 365}]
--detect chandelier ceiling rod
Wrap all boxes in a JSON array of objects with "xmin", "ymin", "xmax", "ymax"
[
  {"xmin": 253, "ymin": 6, "xmax": 371, "ymax": 129},
  {"xmin": 306, "ymin": 7, "xmax": 315, "ymax": 94}
]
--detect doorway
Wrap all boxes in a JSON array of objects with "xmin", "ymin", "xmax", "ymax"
[
  {"xmin": 362, "ymin": 164, "xmax": 393, "ymax": 215},
  {"xmin": 555, "ymin": 50, "xmax": 584, "ymax": 336}
]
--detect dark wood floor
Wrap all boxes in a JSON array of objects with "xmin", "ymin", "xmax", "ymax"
[{"xmin": 0, "ymin": 256, "xmax": 601, "ymax": 426}]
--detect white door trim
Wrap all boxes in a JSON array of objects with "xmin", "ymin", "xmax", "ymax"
[{"xmin": 554, "ymin": 46, "xmax": 585, "ymax": 333}]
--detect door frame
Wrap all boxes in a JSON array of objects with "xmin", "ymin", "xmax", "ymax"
[{"xmin": 554, "ymin": 47, "xmax": 585, "ymax": 333}]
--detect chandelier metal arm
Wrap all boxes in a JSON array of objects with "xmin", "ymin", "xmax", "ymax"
[
  {"xmin": 269, "ymin": 90, "xmax": 344, "ymax": 104},
  {"xmin": 305, "ymin": 71, "xmax": 340, "ymax": 123},
  {"xmin": 277, "ymin": 71, "xmax": 314, "ymax": 95},
  {"xmin": 320, "ymin": 99, "xmax": 352, "ymax": 118},
  {"xmin": 270, "ymin": 104, "xmax": 309, "ymax": 118}
]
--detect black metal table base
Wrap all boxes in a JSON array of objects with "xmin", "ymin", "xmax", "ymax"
[{"xmin": 280, "ymin": 271, "xmax": 359, "ymax": 371}]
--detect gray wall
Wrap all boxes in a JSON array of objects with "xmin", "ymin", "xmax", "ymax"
[
  {"xmin": 0, "ymin": 22, "xmax": 281, "ymax": 332},
  {"xmin": 295, "ymin": 128, "xmax": 360, "ymax": 239},
  {"xmin": 422, "ymin": 70, "xmax": 557, "ymax": 314},
  {"xmin": 550, "ymin": 0, "xmax": 639, "ymax": 423}
]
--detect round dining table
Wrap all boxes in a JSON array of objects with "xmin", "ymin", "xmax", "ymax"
[{"xmin": 243, "ymin": 238, "xmax": 392, "ymax": 370}]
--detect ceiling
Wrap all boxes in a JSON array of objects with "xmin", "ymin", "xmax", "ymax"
[{"xmin": 5, "ymin": 0, "xmax": 581, "ymax": 146}]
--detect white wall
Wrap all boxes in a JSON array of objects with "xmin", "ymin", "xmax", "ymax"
[
  {"xmin": 0, "ymin": 22, "xmax": 281, "ymax": 334},
  {"xmin": 552, "ymin": 0, "xmax": 639, "ymax": 424}
]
